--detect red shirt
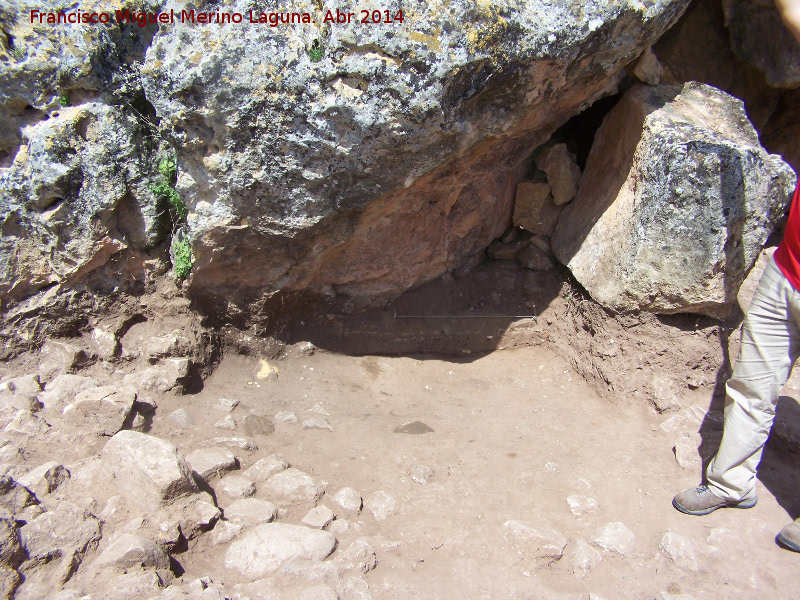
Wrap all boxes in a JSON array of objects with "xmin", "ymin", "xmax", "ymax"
[{"xmin": 774, "ymin": 180, "xmax": 800, "ymax": 290}]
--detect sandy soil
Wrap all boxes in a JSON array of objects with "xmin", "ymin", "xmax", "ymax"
[{"xmin": 156, "ymin": 333, "xmax": 800, "ymax": 599}]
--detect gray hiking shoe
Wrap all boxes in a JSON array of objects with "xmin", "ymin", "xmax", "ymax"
[
  {"xmin": 672, "ymin": 485, "xmax": 757, "ymax": 516},
  {"xmin": 777, "ymin": 519, "xmax": 800, "ymax": 552}
]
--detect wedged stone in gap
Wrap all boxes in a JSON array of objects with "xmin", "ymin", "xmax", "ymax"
[
  {"xmin": 332, "ymin": 487, "xmax": 362, "ymax": 513},
  {"xmin": 224, "ymin": 523, "xmax": 336, "ymax": 580},
  {"xmin": 537, "ymin": 143, "xmax": 581, "ymax": 206},
  {"xmin": 216, "ymin": 474, "xmax": 256, "ymax": 500},
  {"xmin": 487, "ymin": 237, "xmax": 530, "ymax": 261},
  {"xmin": 513, "ymin": 181, "xmax": 563, "ymax": 235},
  {"xmin": 185, "ymin": 447, "xmax": 238, "ymax": 481},
  {"xmin": 242, "ymin": 455, "xmax": 289, "ymax": 482},
  {"xmin": 211, "ymin": 520, "xmax": 244, "ymax": 546},
  {"xmin": 393, "ymin": 421, "xmax": 433, "ymax": 434},
  {"xmin": 659, "ymin": 531, "xmax": 699, "ymax": 571},
  {"xmin": 264, "ymin": 468, "xmax": 324, "ymax": 503},
  {"xmin": 62, "ymin": 386, "xmax": 135, "ymax": 436},
  {"xmin": 101, "ymin": 431, "xmax": 198, "ymax": 511},
  {"xmin": 17, "ymin": 462, "xmax": 70, "ymax": 497},
  {"xmin": 629, "ymin": 45, "xmax": 664, "ymax": 85},
  {"xmin": 364, "ymin": 491, "xmax": 397, "ymax": 521},
  {"xmin": 569, "ymin": 538, "xmax": 602, "ymax": 579},
  {"xmin": 225, "ymin": 498, "xmax": 277, "ymax": 526},
  {"xmin": 593, "ymin": 522, "xmax": 636, "ymax": 556},
  {"xmin": 517, "ymin": 245, "xmax": 553, "ymax": 271},
  {"xmin": 301, "ymin": 505, "xmax": 334, "ymax": 530},
  {"xmin": 502, "ymin": 520, "xmax": 567, "ymax": 566},
  {"xmin": 553, "ymin": 82, "xmax": 796, "ymax": 318},
  {"xmin": 119, "ymin": 515, "xmax": 182, "ymax": 554},
  {"xmin": 91, "ymin": 533, "xmax": 170, "ymax": 572}
]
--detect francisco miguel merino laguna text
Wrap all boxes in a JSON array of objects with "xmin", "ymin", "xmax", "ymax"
[{"xmin": 29, "ymin": 8, "xmax": 405, "ymax": 26}]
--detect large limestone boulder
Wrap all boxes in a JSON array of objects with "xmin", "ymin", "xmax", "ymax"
[
  {"xmin": 1, "ymin": 0, "xmax": 692, "ymax": 338},
  {"xmin": 552, "ymin": 82, "xmax": 796, "ymax": 318}
]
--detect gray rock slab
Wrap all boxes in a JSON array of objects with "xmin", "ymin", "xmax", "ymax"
[
  {"xmin": 21, "ymin": 504, "xmax": 101, "ymax": 567},
  {"xmin": 216, "ymin": 474, "xmax": 256, "ymax": 500},
  {"xmin": 301, "ymin": 505, "xmax": 335, "ymax": 530},
  {"xmin": 410, "ymin": 465, "xmax": 434, "ymax": 485},
  {"xmin": 224, "ymin": 523, "xmax": 337, "ymax": 580},
  {"xmin": 593, "ymin": 522, "xmax": 636, "ymax": 556},
  {"xmin": 364, "ymin": 491, "xmax": 397, "ymax": 521},
  {"xmin": 37, "ymin": 375, "xmax": 97, "ymax": 412},
  {"xmin": 185, "ymin": 447, "xmax": 238, "ymax": 481},
  {"xmin": 92, "ymin": 533, "xmax": 170, "ymax": 572},
  {"xmin": 502, "ymin": 520, "xmax": 567, "ymax": 566},
  {"xmin": 537, "ymin": 143, "xmax": 581, "ymax": 206},
  {"xmin": 225, "ymin": 498, "xmax": 277, "ymax": 526},
  {"xmin": 569, "ymin": 539, "xmax": 602, "ymax": 579},
  {"xmin": 0, "ymin": 476, "xmax": 37, "ymax": 514},
  {"xmin": 302, "ymin": 418, "xmax": 333, "ymax": 431},
  {"xmin": 243, "ymin": 414, "xmax": 275, "ymax": 437},
  {"xmin": 63, "ymin": 386, "xmax": 135, "ymax": 436},
  {"xmin": 264, "ymin": 468, "xmax": 324, "ymax": 504},
  {"xmin": 332, "ymin": 487, "xmax": 362, "ymax": 513},
  {"xmin": 242, "ymin": 455, "xmax": 290, "ymax": 482},
  {"xmin": 101, "ymin": 431, "xmax": 198, "ymax": 511},
  {"xmin": 659, "ymin": 531, "xmax": 699, "ymax": 571},
  {"xmin": 17, "ymin": 462, "xmax": 69, "ymax": 497}
]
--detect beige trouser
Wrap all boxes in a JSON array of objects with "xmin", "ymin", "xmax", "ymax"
[{"xmin": 706, "ymin": 256, "xmax": 800, "ymax": 501}]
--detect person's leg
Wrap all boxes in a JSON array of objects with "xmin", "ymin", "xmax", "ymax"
[
  {"xmin": 706, "ymin": 258, "xmax": 800, "ymax": 500},
  {"xmin": 674, "ymin": 258, "xmax": 800, "ymax": 514}
]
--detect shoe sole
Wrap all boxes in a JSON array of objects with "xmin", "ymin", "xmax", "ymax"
[
  {"xmin": 672, "ymin": 496, "xmax": 757, "ymax": 516},
  {"xmin": 777, "ymin": 533, "xmax": 800, "ymax": 553}
]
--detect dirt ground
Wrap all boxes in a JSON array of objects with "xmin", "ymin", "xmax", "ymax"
[
  {"xmin": 158, "ymin": 258, "xmax": 800, "ymax": 600},
  {"xmin": 2, "ymin": 258, "xmax": 800, "ymax": 599},
  {"xmin": 159, "ymin": 333, "xmax": 800, "ymax": 600}
]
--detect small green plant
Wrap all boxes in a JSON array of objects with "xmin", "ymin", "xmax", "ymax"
[
  {"xmin": 308, "ymin": 39, "xmax": 323, "ymax": 62},
  {"xmin": 171, "ymin": 236, "xmax": 193, "ymax": 279},
  {"xmin": 58, "ymin": 94, "xmax": 70, "ymax": 107},
  {"xmin": 158, "ymin": 156, "xmax": 176, "ymax": 180},
  {"xmin": 9, "ymin": 46, "xmax": 24, "ymax": 61},
  {"xmin": 151, "ymin": 179, "xmax": 187, "ymax": 222},
  {"xmin": 150, "ymin": 152, "xmax": 191, "ymax": 277}
]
